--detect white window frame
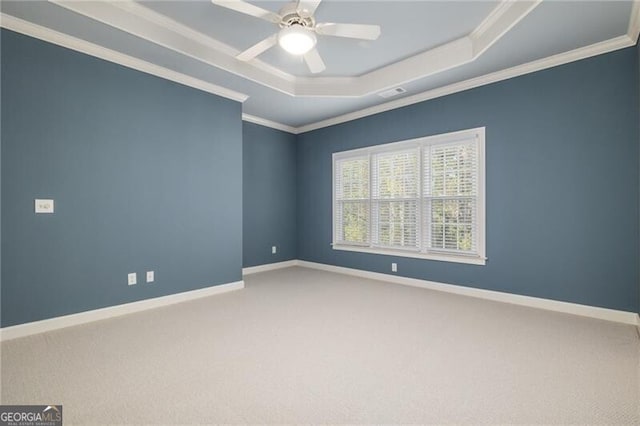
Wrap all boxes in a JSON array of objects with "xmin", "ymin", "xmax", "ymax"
[{"xmin": 332, "ymin": 127, "xmax": 486, "ymax": 266}]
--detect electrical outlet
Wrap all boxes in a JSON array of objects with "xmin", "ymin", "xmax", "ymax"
[
  {"xmin": 272, "ymin": 246, "xmax": 277, "ymax": 254},
  {"xmin": 146, "ymin": 271, "xmax": 154, "ymax": 283},
  {"xmin": 35, "ymin": 199, "xmax": 54, "ymax": 213},
  {"xmin": 391, "ymin": 263, "xmax": 397, "ymax": 272},
  {"xmin": 128, "ymin": 273, "xmax": 137, "ymax": 286}
]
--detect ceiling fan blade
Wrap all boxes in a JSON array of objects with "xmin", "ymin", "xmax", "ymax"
[
  {"xmin": 297, "ymin": 0, "xmax": 322, "ymax": 17},
  {"xmin": 237, "ymin": 34, "xmax": 278, "ymax": 61},
  {"xmin": 304, "ymin": 48, "xmax": 326, "ymax": 74},
  {"xmin": 315, "ymin": 23, "xmax": 381, "ymax": 40},
  {"xmin": 211, "ymin": 0, "xmax": 281, "ymax": 24}
]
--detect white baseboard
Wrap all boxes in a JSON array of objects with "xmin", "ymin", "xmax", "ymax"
[
  {"xmin": 4, "ymin": 262, "xmax": 637, "ymax": 341},
  {"xmin": 296, "ymin": 260, "xmax": 640, "ymax": 326},
  {"xmin": 0, "ymin": 281, "xmax": 244, "ymax": 341},
  {"xmin": 242, "ymin": 260, "xmax": 298, "ymax": 275}
]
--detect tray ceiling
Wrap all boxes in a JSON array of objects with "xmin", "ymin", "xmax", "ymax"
[{"xmin": 1, "ymin": 1, "xmax": 638, "ymax": 132}]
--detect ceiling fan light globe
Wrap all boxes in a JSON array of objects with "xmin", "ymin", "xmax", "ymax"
[{"xmin": 278, "ymin": 26, "xmax": 317, "ymax": 55}]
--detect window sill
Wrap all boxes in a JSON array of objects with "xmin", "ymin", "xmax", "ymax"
[{"xmin": 332, "ymin": 244, "xmax": 486, "ymax": 265}]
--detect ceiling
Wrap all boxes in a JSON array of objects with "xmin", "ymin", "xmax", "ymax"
[{"xmin": 1, "ymin": 1, "xmax": 639, "ymax": 133}]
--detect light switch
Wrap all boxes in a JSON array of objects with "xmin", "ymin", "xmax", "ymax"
[
  {"xmin": 146, "ymin": 271, "xmax": 154, "ymax": 283},
  {"xmin": 35, "ymin": 199, "xmax": 54, "ymax": 213}
]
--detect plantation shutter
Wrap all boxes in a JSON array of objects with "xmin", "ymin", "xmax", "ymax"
[
  {"xmin": 423, "ymin": 137, "xmax": 479, "ymax": 254},
  {"xmin": 334, "ymin": 156, "xmax": 370, "ymax": 245},
  {"xmin": 371, "ymin": 148, "xmax": 420, "ymax": 250},
  {"xmin": 332, "ymin": 127, "xmax": 484, "ymax": 264}
]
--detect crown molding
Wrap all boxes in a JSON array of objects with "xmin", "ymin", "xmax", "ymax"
[
  {"xmin": 242, "ymin": 114, "xmax": 297, "ymax": 134},
  {"xmin": 349, "ymin": 1, "xmax": 540, "ymax": 98},
  {"xmin": 4, "ymin": 2, "xmax": 636, "ymax": 134},
  {"xmin": 295, "ymin": 34, "xmax": 635, "ymax": 134},
  {"xmin": 110, "ymin": 0, "xmax": 296, "ymax": 83},
  {"xmin": 244, "ymin": 0, "xmax": 638, "ymax": 133},
  {"xmin": 471, "ymin": 0, "xmax": 541, "ymax": 58},
  {"xmin": 49, "ymin": 0, "xmax": 296, "ymax": 96},
  {"xmin": 45, "ymin": 0, "xmax": 539, "ymax": 98},
  {"xmin": 0, "ymin": 13, "xmax": 248, "ymax": 103},
  {"xmin": 356, "ymin": 37, "xmax": 474, "ymax": 97},
  {"xmin": 629, "ymin": 0, "xmax": 640, "ymax": 42},
  {"xmin": 471, "ymin": 0, "xmax": 514, "ymax": 40}
]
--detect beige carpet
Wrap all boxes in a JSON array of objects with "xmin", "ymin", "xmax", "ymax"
[{"xmin": 1, "ymin": 266, "xmax": 639, "ymax": 424}]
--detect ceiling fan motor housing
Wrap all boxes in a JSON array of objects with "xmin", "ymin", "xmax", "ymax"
[{"xmin": 279, "ymin": 3, "xmax": 315, "ymax": 29}]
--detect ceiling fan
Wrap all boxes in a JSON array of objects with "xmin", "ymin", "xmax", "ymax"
[{"xmin": 211, "ymin": 0, "xmax": 381, "ymax": 73}]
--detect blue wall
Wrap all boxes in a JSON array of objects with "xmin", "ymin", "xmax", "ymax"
[
  {"xmin": 243, "ymin": 122, "xmax": 297, "ymax": 267},
  {"xmin": 1, "ymin": 30, "xmax": 243, "ymax": 327},
  {"xmin": 2, "ymin": 29, "xmax": 639, "ymax": 326},
  {"xmin": 297, "ymin": 46, "xmax": 640, "ymax": 313}
]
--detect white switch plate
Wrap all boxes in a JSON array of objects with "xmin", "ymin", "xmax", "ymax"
[
  {"xmin": 146, "ymin": 271, "xmax": 154, "ymax": 283},
  {"xmin": 272, "ymin": 246, "xmax": 277, "ymax": 254},
  {"xmin": 128, "ymin": 273, "xmax": 137, "ymax": 286},
  {"xmin": 35, "ymin": 199, "xmax": 54, "ymax": 213},
  {"xmin": 391, "ymin": 263, "xmax": 397, "ymax": 272}
]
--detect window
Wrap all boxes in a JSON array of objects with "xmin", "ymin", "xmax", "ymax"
[
  {"xmin": 334, "ymin": 156, "xmax": 370, "ymax": 245},
  {"xmin": 333, "ymin": 127, "xmax": 485, "ymax": 265}
]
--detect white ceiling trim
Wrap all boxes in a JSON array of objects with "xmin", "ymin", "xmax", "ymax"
[
  {"xmin": 242, "ymin": 114, "xmax": 297, "ymax": 134},
  {"xmin": 0, "ymin": 13, "xmax": 248, "ymax": 103},
  {"xmin": 50, "ymin": 0, "xmax": 296, "ymax": 96},
  {"xmin": 111, "ymin": 0, "xmax": 296, "ymax": 83},
  {"xmin": 3, "ymin": 2, "xmax": 636, "ymax": 135},
  {"xmin": 334, "ymin": 37, "xmax": 475, "ymax": 97},
  {"xmin": 471, "ymin": 0, "xmax": 514, "ymax": 40},
  {"xmin": 471, "ymin": 0, "xmax": 540, "ymax": 58},
  {"xmin": 629, "ymin": 0, "xmax": 640, "ymax": 42},
  {"xmin": 295, "ymin": 34, "xmax": 635, "ymax": 134},
  {"xmin": 46, "ymin": 0, "xmax": 540, "ymax": 98},
  {"xmin": 343, "ymin": 0, "xmax": 540, "ymax": 98}
]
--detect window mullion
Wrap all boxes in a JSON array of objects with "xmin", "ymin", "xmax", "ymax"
[
  {"xmin": 417, "ymin": 146, "xmax": 423, "ymax": 253},
  {"xmin": 423, "ymin": 144, "xmax": 432, "ymax": 255},
  {"xmin": 368, "ymin": 152, "xmax": 373, "ymax": 248}
]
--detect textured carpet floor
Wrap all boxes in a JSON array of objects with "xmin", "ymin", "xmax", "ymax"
[{"xmin": 1, "ymin": 266, "xmax": 639, "ymax": 424}]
